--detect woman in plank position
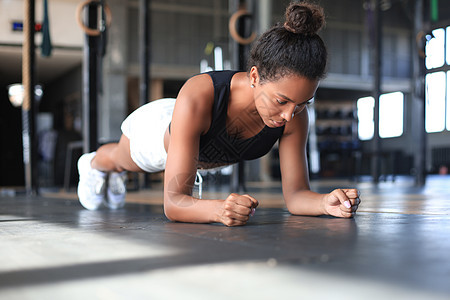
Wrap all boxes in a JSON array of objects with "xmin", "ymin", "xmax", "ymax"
[{"xmin": 77, "ymin": 1, "xmax": 361, "ymax": 226}]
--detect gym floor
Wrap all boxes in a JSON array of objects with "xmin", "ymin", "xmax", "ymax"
[{"xmin": 1, "ymin": 176, "xmax": 450, "ymax": 299}]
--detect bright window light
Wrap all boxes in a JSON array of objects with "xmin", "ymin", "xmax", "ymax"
[
  {"xmin": 357, "ymin": 96, "xmax": 374, "ymax": 140},
  {"xmin": 447, "ymin": 71, "xmax": 450, "ymax": 130},
  {"xmin": 379, "ymin": 92, "xmax": 404, "ymax": 138},
  {"xmin": 425, "ymin": 72, "xmax": 446, "ymax": 133},
  {"xmin": 447, "ymin": 27, "xmax": 450, "ymax": 65},
  {"xmin": 426, "ymin": 28, "xmax": 445, "ymax": 69}
]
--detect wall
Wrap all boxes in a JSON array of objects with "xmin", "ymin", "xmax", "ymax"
[
  {"xmin": 2, "ymin": 0, "xmax": 449, "ymax": 185},
  {"xmin": 98, "ymin": 0, "xmax": 128, "ymax": 142},
  {"xmin": 126, "ymin": 0, "xmax": 229, "ymax": 79},
  {"xmin": 0, "ymin": 0, "xmax": 83, "ymax": 47}
]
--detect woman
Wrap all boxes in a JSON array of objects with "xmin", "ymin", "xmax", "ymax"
[{"xmin": 77, "ymin": 2, "xmax": 361, "ymax": 226}]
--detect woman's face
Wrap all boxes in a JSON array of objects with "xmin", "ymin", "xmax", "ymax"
[{"xmin": 251, "ymin": 70, "xmax": 319, "ymax": 128}]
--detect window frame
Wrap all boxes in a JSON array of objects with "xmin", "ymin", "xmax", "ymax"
[{"xmin": 425, "ymin": 26, "xmax": 450, "ymax": 134}]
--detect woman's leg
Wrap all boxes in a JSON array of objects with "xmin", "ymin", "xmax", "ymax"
[{"xmin": 91, "ymin": 134, "xmax": 144, "ymax": 173}]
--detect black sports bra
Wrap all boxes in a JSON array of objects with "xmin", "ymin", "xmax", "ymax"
[{"xmin": 172, "ymin": 70, "xmax": 285, "ymax": 164}]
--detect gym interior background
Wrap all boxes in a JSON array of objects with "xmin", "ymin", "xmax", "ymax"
[
  {"xmin": 1, "ymin": 1, "xmax": 450, "ymax": 299},
  {"xmin": 0, "ymin": 0, "xmax": 449, "ymax": 188}
]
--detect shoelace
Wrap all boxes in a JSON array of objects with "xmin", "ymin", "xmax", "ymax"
[
  {"xmin": 109, "ymin": 173, "xmax": 126, "ymax": 195},
  {"xmin": 94, "ymin": 177, "xmax": 106, "ymax": 195}
]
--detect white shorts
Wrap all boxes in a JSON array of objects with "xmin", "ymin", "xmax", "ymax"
[{"xmin": 121, "ymin": 98, "xmax": 176, "ymax": 172}]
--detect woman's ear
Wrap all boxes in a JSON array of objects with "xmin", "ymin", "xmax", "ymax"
[{"xmin": 249, "ymin": 66, "xmax": 259, "ymax": 86}]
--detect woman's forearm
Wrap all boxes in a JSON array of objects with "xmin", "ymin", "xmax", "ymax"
[
  {"xmin": 284, "ymin": 189, "xmax": 326, "ymax": 216},
  {"xmin": 164, "ymin": 193, "xmax": 223, "ymax": 223}
]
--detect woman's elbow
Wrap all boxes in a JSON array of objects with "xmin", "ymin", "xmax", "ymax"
[
  {"xmin": 285, "ymin": 201, "xmax": 297, "ymax": 215},
  {"xmin": 283, "ymin": 193, "xmax": 296, "ymax": 214},
  {"xmin": 163, "ymin": 196, "xmax": 178, "ymax": 221},
  {"xmin": 164, "ymin": 207, "xmax": 176, "ymax": 221}
]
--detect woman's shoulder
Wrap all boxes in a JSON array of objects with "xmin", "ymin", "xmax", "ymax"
[
  {"xmin": 177, "ymin": 73, "xmax": 214, "ymax": 106},
  {"xmin": 172, "ymin": 73, "xmax": 215, "ymax": 135},
  {"xmin": 175, "ymin": 70, "xmax": 243, "ymax": 114},
  {"xmin": 182, "ymin": 72, "xmax": 214, "ymax": 91}
]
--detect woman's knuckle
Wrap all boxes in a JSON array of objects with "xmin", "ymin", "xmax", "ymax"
[
  {"xmin": 235, "ymin": 221, "xmax": 244, "ymax": 226},
  {"xmin": 224, "ymin": 219, "xmax": 233, "ymax": 226}
]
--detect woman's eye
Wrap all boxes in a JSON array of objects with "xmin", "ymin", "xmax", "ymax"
[{"xmin": 276, "ymin": 99, "xmax": 287, "ymax": 105}]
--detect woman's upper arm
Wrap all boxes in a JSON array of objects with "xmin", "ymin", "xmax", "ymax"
[
  {"xmin": 278, "ymin": 108, "xmax": 311, "ymax": 200},
  {"xmin": 164, "ymin": 74, "xmax": 214, "ymax": 199}
]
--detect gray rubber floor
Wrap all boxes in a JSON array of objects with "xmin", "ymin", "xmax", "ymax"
[{"xmin": 1, "ymin": 176, "xmax": 450, "ymax": 300}]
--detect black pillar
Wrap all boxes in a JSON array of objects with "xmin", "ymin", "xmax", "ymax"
[
  {"xmin": 82, "ymin": 4, "xmax": 99, "ymax": 153},
  {"xmin": 230, "ymin": 0, "xmax": 255, "ymax": 193},
  {"xmin": 371, "ymin": 0, "xmax": 382, "ymax": 184},
  {"xmin": 140, "ymin": 0, "xmax": 151, "ymax": 106},
  {"xmin": 413, "ymin": 0, "xmax": 427, "ymax": 186},
  {"xmin": 138, "ymin": 0, "xmax": 151, "ymax": 189}
]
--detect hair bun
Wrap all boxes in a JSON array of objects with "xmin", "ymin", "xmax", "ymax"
[{"xmin": 284, "ymin": 2, "xmax": 325, "ymax": 35}]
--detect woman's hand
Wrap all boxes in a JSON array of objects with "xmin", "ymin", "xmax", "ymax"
[
  {"xmin": 322, "ymin": 189, "xmax": 361, "ymax": 218},
  {"xmin": 217, "ymin": 193, "xmax": 259, "ymax": 226}
]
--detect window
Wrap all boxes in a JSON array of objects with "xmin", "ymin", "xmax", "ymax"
[
  {"xmin": 446, "ymin": 26, "xmax": 450, "ymax": 65},
  {"xmin": 425, "ymin": 72, "xmax": 446, "ymax": 133},
  {"xmin": 426, "ymin": 28, "xmax": 445, "ymax": 69},
  {"xmin": 358, "ymin": 26, "xmax": 450, "ymax": 138},
  {"xmin": 425, "ymin": 26, "xmax": 450, "ymax": 133},
  {"xmin": 447, "ymin": 71, "xmax": 450, "ymax": 130},
  {"xmin": 357, "ymin": 96, "xmax": 374, "ymax": 140},
  {"xmin": 357, "ymin": 92, "xmax": 404, "ymax": 140},
  {"xmin": 379, "ymin": 92, "xmax": 404, "ymax": 138}
]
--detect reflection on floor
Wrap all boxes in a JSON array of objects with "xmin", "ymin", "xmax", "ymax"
[{"xmin": 1, "ymin": 175, "xmax": 449, "ymax": 299}]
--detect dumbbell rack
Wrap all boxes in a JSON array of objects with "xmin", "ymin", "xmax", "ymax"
[{"xmin": 310, "ymin": 100, "xmax": 360, "ymax": 178}]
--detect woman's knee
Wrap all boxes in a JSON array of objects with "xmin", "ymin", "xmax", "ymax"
[
  {"xmin": 114, "ymin": 135, "xmax": 143, "ymax": 172},
  {"xmin": 91, "ymin": 135, "xmax": 142, "ymax": 173},
  {"xmin": 92, "ymin": 143, "xmax": 121, "ymax": 171}
]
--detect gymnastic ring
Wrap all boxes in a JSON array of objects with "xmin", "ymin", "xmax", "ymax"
[
  {"xmin": 229, "ymin": 9, "xmax": 257, "ymax": 45},
  {"xmin": 76, "ymin": 0, "xmax": 112, "ymax": 36},
  {"xmin": 416, "ymin": 31, "xmax": 426, "ymax": 59}
]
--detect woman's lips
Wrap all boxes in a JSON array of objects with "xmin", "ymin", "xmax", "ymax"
[{"xmin": 271, "ymin": 120, "xmax": 285, "ymax": 127}]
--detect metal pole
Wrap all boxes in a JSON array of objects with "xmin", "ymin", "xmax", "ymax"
[
  {"xmin": 413, "ymin": 0, "xmax": 427, "ymax": 186},
  {"xmin": 371, "ymin": 0, "xmax": 382, "ymax": 184},
  {"xmin": 257, "ymin": 0, "xmax": 271, "ymax": 33},
  {"xmin": 138, "ymin": 0, "xmax": 151, "ymax": 189},
  {"xmin": 229, "ymin": 0, "xmax": 254, "ymax": 193},
  {"xmin": 140, "ymin": 0, "xmax": 151, "ymax": 106},
  {"xmin": 229, "ymin": 0, "xmax": 239, "ymax": 73},
  {"xmin": 230, "ymin": 0, "xmax": 239, "ymax": 192},
  {"xmin": 82, "ymin": 3, "xmax": 99, "ymax": 153},
  {"xmin": 22, "ymin": 0, "xmax": 37, "ymax": 195}
]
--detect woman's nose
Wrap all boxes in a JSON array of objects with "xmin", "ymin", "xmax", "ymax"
[{"xmin": 281, "ymin": 106, "xmax": 295, "ymax": 122}]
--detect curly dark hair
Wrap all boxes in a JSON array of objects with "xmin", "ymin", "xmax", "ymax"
[{"xmin": 247, "ymin": 1, "xmax": 328, "ymax": 82}]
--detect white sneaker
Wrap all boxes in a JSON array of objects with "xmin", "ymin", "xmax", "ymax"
[
  {"xmin": 105, "ymin": 172, "xmax": 127, "ymax": 209},
  {"xmin": 77, "ymin": 152, "xmax": 107, "ymax": 210}
]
